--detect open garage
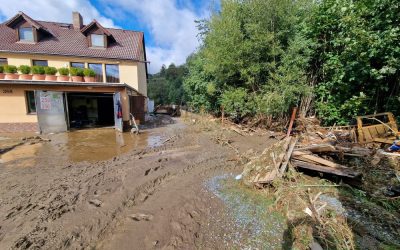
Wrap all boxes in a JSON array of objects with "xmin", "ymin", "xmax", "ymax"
[{"xmin": 67, "ymin": 93, "xmax": 115, "ymax": 129}]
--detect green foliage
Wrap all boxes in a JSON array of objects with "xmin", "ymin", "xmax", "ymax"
[
  {"xmin": 4, "ymin": 65, "xmax": 17, "ymax": 74},
  {"xmin": 83, "ymin": 68, "xmax": 95, "ymax": 77},
  {"xmin": 70, "ymin": 67, "xmax": 83, "ymax": 76},
  {"xmin": 183, "ymin": 53, "xmax": 219, "ymax": 113},
  {"xmin": 18, "ymin": 65, "xmax": 31, "ymax": 74},
  {"xmin": 0, "ymin": 65, "xmax": 3, "ymax": 73},
  {"xmin": 184, "ymin": 0, "xmax": 399, "ymax": 125},
  {"xmin": 32, "ymin": 66, "xmax": 45, "ymax": 75},
  {"xmin": 221, "ymin": 88, "xmax": 255, "ymax": 120},
  {"xmin": 148, "ymin": 63, "xmax": 187, "ymax": 105},
  {"xmin": 58, "ymin": 67, "xmax": 69, "ymax": 76},
  {"xmin": 308, "ymin": 0, "xmax": 400, "ymax": 124},
  {"xmin": 184, "ymin": 0, "xmax": 313, "ymax": 119},
  {"xmin": 44, "ymin": 66, "xmax": 57, "ymax": 75}
]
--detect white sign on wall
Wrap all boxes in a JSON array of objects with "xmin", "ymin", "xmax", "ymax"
[{"xmin": 40, "ymin": 95, "xmax": 51, "ymax": 110}]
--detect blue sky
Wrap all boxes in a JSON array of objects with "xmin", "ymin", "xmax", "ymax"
[{"xmin": 0, "ymin": 0, "xmax": 219, "ymax": 73}]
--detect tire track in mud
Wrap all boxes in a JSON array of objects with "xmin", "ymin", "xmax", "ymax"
[
  {"xmin": 95, "ymin": 149, "xmax": 238, "ymax": 249},
  {"xmin": 5, "ymin": 142, "xmax": 210, "ymax": 248},
  {"xmin": 6, "ymin": 165, "xmax": 115, "ymax": 249},
  {"xmin": 0, "ymin": 124, "xmax": 241, "ymax": 250}
]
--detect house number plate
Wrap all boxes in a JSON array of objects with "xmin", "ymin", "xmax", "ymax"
[{"xmin": 2, "ymin": 89, "xmax": 13, "ymax": 94}]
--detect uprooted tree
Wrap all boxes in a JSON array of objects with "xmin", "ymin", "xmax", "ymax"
[{"xmin": 183, "ymin": 0, "xmax": 400, "ymax": 125}]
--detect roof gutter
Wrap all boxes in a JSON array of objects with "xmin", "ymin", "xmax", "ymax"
[
  {"xmin": 0, "ymin": 79, "xmax": 145, "ymax": 96},
  {"xmin": 0, "ymin": 50, "xmax": 150, "ymax": 64}
]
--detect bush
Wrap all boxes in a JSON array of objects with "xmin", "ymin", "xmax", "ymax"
[
  {"xmin": 221, "ymin": 88, "xmax": 255, "ymax": 121},
  {"xmin": 18, "ymin": 65, "xmax": 31, "ymax": 74},
  {"xmin": 83, "ymin": 68, "xmax": 95, "ymax": 77},
  {"xmin": 44, "ymin": 66, "xmax": 57, "ymax": 75},
  {"xmin": 58, "ymin": 67, "xmax": 69, "ymax": 76},
  {"xmin": 32, "ymin": 65, "xmax": 45, "ymax": 75},
  {"xmin": 3, "ymin": 65, "xmax": 17, "ymax": 74},
  {"xmin": 0, "ymin": 65, "xmax": 4, "ymax": 73},
  {"xmin": 70, "ymin": 67, "xmax": 84, "ymax": 76}
]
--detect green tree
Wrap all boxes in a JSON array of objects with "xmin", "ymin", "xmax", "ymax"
[
  {"xmin": 148, "ymin": 63, "xmax": 188, "ymax": 106},
  {"xmin": 307, "ymin": 0, "xmax": 400, "ymax": 124},
  {"xmin": 184, "ymin": 0, "xmax": 314, "ymax": 120}
]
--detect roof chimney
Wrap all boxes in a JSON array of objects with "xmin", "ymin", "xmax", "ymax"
[{"xmin": 72, "ymin": 12, "xmax": 83, "ymax": 30}]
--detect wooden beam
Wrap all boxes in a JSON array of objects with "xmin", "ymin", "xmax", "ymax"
[
  {"xmin": 291, "ymin": 160, "xmax": 360, "ymax": 178},
  {"xmin": 295, "ymin": 144, "xmax": 336, "ymax": 153},
  {"xmin": 279, "ymin": 137, "xmax": 298, "ymax": 176},
  {"xmin": 292, "ymin": 152, "xmax": 348, "ymax": 169}
]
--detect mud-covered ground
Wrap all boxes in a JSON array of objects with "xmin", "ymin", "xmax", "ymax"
[
  {"xmin": 2, "ymin": 115, "xmax": 397, "ymax": 249},
  {"xmin": 0, "ymin": 116, "xmax": 274, "ymax": 249}
]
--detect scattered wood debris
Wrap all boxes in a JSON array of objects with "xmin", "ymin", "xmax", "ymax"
[{"xmin": 241, "ymin": 114, "xmax": 400, "ymax": 187}]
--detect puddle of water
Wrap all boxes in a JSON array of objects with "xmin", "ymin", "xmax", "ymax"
[
  {"xmin": 205, "ymin": 174, "xmax": 286, "ymax": 249},
  {"xmin": 1, "ymin": 143, "xmax": 43, "ymax": 167},
  {"xmin": 0, "ymin": 128, "xmax": 163, "ymax": 167}
]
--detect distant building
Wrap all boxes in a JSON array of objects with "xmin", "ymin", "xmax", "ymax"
[{"xmin": 0, "ymin": 12, "xmax": 148, "ymax": 133}]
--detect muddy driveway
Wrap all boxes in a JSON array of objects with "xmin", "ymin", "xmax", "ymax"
[{"xmin": 0, "ymin": 116, "xmax": 274, "ymax": 249}]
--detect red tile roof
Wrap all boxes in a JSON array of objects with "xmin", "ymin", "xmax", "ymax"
[
  {"xmin": 0, "ymin": 13, "xmax": 146, "ymax": 62},
  {"xmin": 81, "ymin": 19, "xmax": 112, "ymax": 37}
]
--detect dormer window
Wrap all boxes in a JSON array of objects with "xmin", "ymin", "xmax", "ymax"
[
  {"xmin": 90, "ymin": 34, "xmax": 105, "ymax": 47},
  {"xmin": 19, "ymin": 27, "xmax": 34, "ymax": 42},
  {"xmin": 5, "ymin": 12, "xmax": 54, "ymax": 43},
  {"xmin": 81, "ymin": 20, "xmax": 115, "ymax": 49}
]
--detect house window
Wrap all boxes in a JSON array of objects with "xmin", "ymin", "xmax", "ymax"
[
  {"xmin": 106, "ymin": 64, "xmax": 119, "ymax": 83},
  {"xmin": 26, "ymin": 91, "xmax": 36, "ymax": 114},
  {"xmin": 0, "ymin": 58, "xmax": 7, "ymax": 65},
  {"xmin": 19, "ymin": 27, "xmax": 34, "ymax": 42},
  {"xmin": 32, "ymin": 60, "xmax": 48, "ymax": 67},
  {"xmin": 70, "ymin": 62, "xmax": 85, "ymax": 68},
  {"xmin": 88, "ymin": 63, "xmax": 103, "ymax": 82},
  {"xmin": 90, "ymin": 34, "xmax": 105, "ymax": 47}
]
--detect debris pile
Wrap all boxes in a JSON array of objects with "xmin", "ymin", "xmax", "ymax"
[
  {"xmin": 234, "ymin": 112, "xmax": 400, "ymax": 249},
  {"xmin": 241, "ymin": 113, "xmax": 400, "ymax": 187}
]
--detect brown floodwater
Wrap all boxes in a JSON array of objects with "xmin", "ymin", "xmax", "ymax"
[{"xmin": 0, "ymin": 128, "xmax": 163, "ymax": 167}]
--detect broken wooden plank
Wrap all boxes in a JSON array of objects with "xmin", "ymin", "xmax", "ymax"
[
  {"xmin": 279, "ymin": 137, "xmax": 298, "ymax": 177},
  {"xmin": 292, "ymin": 151, "xmax": 348, "ymax": 169},
  {"xmin": 291, "ymin": 160, "xmax": 360, "ymax": 178},
  {"xmin": 295, "ymin": 144, "xmax": 336, "ymax": 153},
  {"xmin": 372, "ymin": 137, "xmax": 396, "ymax": 145}
]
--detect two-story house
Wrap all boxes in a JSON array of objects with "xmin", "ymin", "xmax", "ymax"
[{"xmin": 0, "ymin": 11, "xmax": 148, "ymax": 133}]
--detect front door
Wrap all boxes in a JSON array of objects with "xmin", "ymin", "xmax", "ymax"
[
  {"xmin": 113, "ymin": 92, "xmax": 123, "ymax": 132},
  {"xmin": 35, "ymin": 91, "xmax": 68, "ymax": 133}
]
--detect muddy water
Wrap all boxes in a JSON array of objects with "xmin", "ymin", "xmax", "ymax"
[{"xmin": 1, "ymin": 128, "xmax": 163, "ymax": 167}]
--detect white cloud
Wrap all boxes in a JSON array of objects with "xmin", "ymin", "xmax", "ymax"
[
  {"xmin": 0, "ymin": 0, "xmax": 216, "ymax": 73},
  {"xmin": 0, "ymin": 0, "xmax": 116, "ymax": 27},
  {"xmin": 98, "ymin": 0, "xmax": 213, "ymax": 73}
]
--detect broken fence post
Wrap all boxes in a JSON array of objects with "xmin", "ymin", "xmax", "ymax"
[{"xmin": 287, "ymin": 107, "xmax": 298, "ymax": 137}]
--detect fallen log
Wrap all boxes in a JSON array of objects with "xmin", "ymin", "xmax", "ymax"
[
  {"xmin": 291, "ymin": 159, "xmax": 360, "ymax": 178},
  {"xmin": 295, "ymin": 144, "xmax": 373, "ymax": 157},
  {"xmin": 295, "ymin": 144, "xmax": 336, "ymax": 153},
  {"xmin": 335, "ymin": 146, "xmax": 373, "ymax": 156}
]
